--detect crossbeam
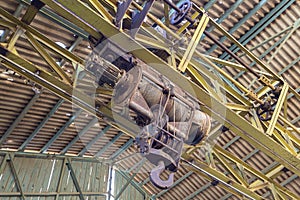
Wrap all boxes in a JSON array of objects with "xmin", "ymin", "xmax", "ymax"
[
  {"xmin": 0, "ymin": 151, "xmax": 109, "ymax": 199},
  {"xmin": 39, "ymin": 0, "xmax": 300, "ymax": 177}
]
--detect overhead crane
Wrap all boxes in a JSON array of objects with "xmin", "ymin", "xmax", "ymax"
[{"xmin": 0, "ymin": 0, "xmax": 299, "ymax": 199}]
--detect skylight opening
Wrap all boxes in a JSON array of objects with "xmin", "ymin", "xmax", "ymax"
[{"xmin": 55, "ymin": 41, "xmax": 67, "ymax": 48}]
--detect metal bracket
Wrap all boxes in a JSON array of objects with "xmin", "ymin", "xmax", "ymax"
[
  {"xmin": 130, "ymin": 0, "xmax": 155, "ymax": 38},
  {"xmin": 115, "ymin": 0, "xmax": 133, "ymax": 28},
  {"xmin": 259, "ymin": 75, "xmax": 276, "ymax": 90}
]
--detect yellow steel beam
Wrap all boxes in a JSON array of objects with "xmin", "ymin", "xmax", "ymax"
[
  {"xmin": 213, "ymin": 150, "xmax": 249, "ymax": 187},
  {"xmin": 175, "ymin": 49, "xmax": 251, "ymax": 107},
  {"xmin": 0, "ymin": 47, "xmax": 139, "ymax": 138},
  {"xmin": 0, "ymin": 7, "xmax": 85, "ymax": 66},
  {"xmin": 1, "ymin": 1, "xmax": 299, "ymax": 198},
  {"xmin": 275, "ymin": 122, "xmax": 300, "ymax": 148},
  {"xmin": 185, "ymin": 164, "xmax": 244, "ymax": 199},
  {"xmin": 12, "ymin": 0, "xmax": 300, "ymax": 180},
  {"xmin": 88, "ymin": 0, "xmax": 113, "ymax": 22},
  {"xmin": 79, "ymin": 0, "xmax": 274, "ymax": 108},
  {"xmin": 183, "ymin": 4, "xmax": 300, "ymax": 104},
  {"xmin": 24, "ymin": 31, "xmax": 72, "ymax": 84},
  {"xmin": 7, "ymin": 27, "xmax": 23, "ymax": 50},
  {"xmin": 267, "ymin": 19, "xmax": 300, "ymax": 64},
  {"xmin": 40, "ymin": 0, "xmax": 102, "ymax": 39},
  {"xmin": 213, "ymin": 145, "xmax": 299, "ymax": 199},
  {"xmin": 181, "ymin": 155, "xmax": 263, "ymax": 200},
  {"xmin": 205, "ymin": 145, "xmax": 216, "ymax": 168},
  {"xmin": 249, "ymin": 182, "xmax": 269, "ymax": 191},
  {"xmin": 21, "ymin": 2, "xmax": 43, "ymax": 24},
  {"xmin": 270, "ymin": 183, "xmax": 280, "ymax": 200},
  {"xmin": 188, "ymin": 57, "xmax": 251, "ymax": 106},
  {"xmin": 135, "ymin": 34, "xmax": 171, "ymax": 54},
  {"xmin": 204, "ymin": 54, "xmax": 245, "ymax": 70},
  {"xmin": 226, "ymin": 103, "xmax": 251, "ymax": 112},
  {"xmin": 279, "ymin": 115, "xmax": 300, "ymax": 135},
  {"xmin": 203, "ymin": 10, "xmax": 300, "ymax": 101},
  {"xmin": 186, "ymin": 64, "xmax": 223, "ymax": 102},
  {"xmin": 168, "ymin": 50, "xmax": 177, "ymax": 69},
  {"xmin": 256, "ymin": 80, "xmax": 278, "ymax": 99},
  {"xmin": 250, "ymin": 110, "xmax": 264, "ymax": 132},
  {"xmin": 96, "ymin": 87, "xmax": 113, "ymax": 96},
  {"xmin": 250, "ymin": 165, "xmax": 284, "ymax": 190},
  {"xmin": 266, "ymin": 83, "xmax": 289, "ymax": 136},
  {"xmin": 204, "ymin": 54, "xmax": 272, "ymax": 77},
  {"xmin": 126, "ymin": 1, "xmax": 284, "ymax": 106},
  {"xmin": 205, "ymin": 123, "xmax": 223, "ymax": 145},
  {"xmin": 193, "ymin": 50, "xmax": 264, "ymax": 104},
  {"xmin": 272, "ymin": 129, "xmax": 297, "ymax": 156},
  {"xmin": 176, "ymin": 11, "xmax": 200, "ymax": 35},
  {"xmin": 178, "ymin": 14, "xmax": 209, "ymax": 72},
  {"xmin": 0, "ymin": 18, "xmax": 16, "ymax": 29},
  {"xmin": 6, "ymin": 1, "xmax": 42, "ymax": 50},
  {"xmin": 208, "ymin": 16, "xmax": 282, "ymax": 82}
]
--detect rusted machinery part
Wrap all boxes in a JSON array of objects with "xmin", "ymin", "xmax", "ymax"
[
  {"xmin": 113, "ymin": 63, "xmax": 211, "ymax": 145},
  {"xmin": 256, "ymin": 86, "xmax": 282, "ymax": 121}
]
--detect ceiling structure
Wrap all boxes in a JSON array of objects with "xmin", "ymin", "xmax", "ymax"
[{"xmin": 0, "ymin": 0, "xmax": 299, "ymax": 199}]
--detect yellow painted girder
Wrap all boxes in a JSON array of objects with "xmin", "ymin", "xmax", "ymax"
[
  {"xmin": 88, "ymin": 0, "xmax": 113, "ymax": 22},
  {"xmin": 250, "ymin": 165, "xmax": 284, "ymax": 190},
  {"xmin": 187, "ymin": 56, "xmax": 251, "ymax": 106},
  {"xmin": 6, "ymin": 0, "xmax": 297, "ymax": 180},
  {"xmin": 178, "ymin": 14, "xmax": 209, "ymax": 72},
  {"xmin": 25, "ymin": 31, "xmax": 72, "ymax": 84},
  {"xmin": 225, "ymin": 103, "xmax": 251, "ymax": 112},
  {"xmin": 266, "ymin": 83, "xmax": 289, "ymax": 136},
  {"xmin": 181, "ymin": 154, "xmax": 263, "ymax": 199},
  {"xmin": 0, "ymin": 7, "xmax": 85, "ymax": 66},
  {"xmin": 213, "ymin": 145, "xmax": 299, "ymax": 199},
  {"xmin": 204, "ymin": 54, "xmax": 272, "ymax": 77},
  {"xmin": 185, "ymin": 64, "xmax": 223, "ymax": 101},
  {"xmin": 0, "ymin": 48, "xmax": 139, "ymax": 138},
  {"xmin": 213, "ymin": 150, "xmax": 249, "ymax": 187},
  {"xmin": 0, "ymin": 18, "xmax": 16, "ymax": 30},
  {"xmin": 210, "ymin": 20, "xmax": 300, "ymax": 101}
]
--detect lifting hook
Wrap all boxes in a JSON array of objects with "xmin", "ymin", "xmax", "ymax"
[{"xmin": 150, "ymin": 161, "xmax": 174, "ymax": 189}]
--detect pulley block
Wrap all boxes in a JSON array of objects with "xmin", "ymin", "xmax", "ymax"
[
  {"xmin": 113, "ymin": 60, "xmax": 211, "ymax": 189},
  {"xmin": 256, "ymin": 86, "xmax": 282, "ymax": 121}
]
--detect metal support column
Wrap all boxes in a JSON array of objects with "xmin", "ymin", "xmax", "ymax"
[
  {"xmin": 7, "ymin": 154, "xmax": 25, "ymax": 200},
  {"xmin": 66, "ymin": 158, "xmax": 85, "ymax": 200},
  {"xmin": 114, "ymin": 159, "xmax": 145, "ymax": 200}
]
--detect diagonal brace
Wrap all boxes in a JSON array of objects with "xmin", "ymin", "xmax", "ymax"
[
  {"xmin": 178, "ymin": 14, "xmax": 209, "ymax": 72},
  {"xmin": 266, "ymin": 83, "xmax": 289, "ymax": 136}
]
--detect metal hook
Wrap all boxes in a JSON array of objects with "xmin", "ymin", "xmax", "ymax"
[{"xmin": 150, "ymin": 161, "xmax": 174, "ymax": 189}]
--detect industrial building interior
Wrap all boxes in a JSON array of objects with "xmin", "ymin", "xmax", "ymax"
[{"xmin": 0, "ymin": 0, "xmax": 299, "ymax": 199}]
